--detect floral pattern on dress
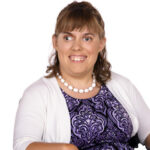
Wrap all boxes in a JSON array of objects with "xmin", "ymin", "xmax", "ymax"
[{"xmin": 61, "ymin": 84, "xmax": 133, "ymax": 150}]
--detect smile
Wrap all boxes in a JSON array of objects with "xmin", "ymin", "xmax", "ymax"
[{"xmin": 69, "ymin": 55, "xmax": 87, "ymax": 62}]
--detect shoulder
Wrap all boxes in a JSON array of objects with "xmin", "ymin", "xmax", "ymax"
[
  {"xmin": 108, "ymin": 71, "xmax": 132, "ymax": 87},
  {"xmin": 21, "ymin": 76, "xmax": 56, "ymax": 103},
  {"xmin": 106, "ymin": 71, "xmax": 137, "ymax": 97},
  {"xmin": 22, "ymin": 76, "xmax": 58, "ymax": 100},
  {"xmin": 24, "ymin": 77, "xmax": 49, "ymax": 95},
  {"xmin": 110, "ymin": 71, "xmax": 131, "ymax": 82},
  {"xmin": 25, "ymin": 75, "xmax": 57, "ymax": 90}
]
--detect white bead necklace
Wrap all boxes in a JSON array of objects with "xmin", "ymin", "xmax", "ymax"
[{"xmin": 56, "ymin": 72, "xmax": 96, "ymax": 94}]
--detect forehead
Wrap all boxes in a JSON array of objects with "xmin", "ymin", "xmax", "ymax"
[{"xmin": 60, "ymin": 27, "xmax": 98, "ymax": 35}]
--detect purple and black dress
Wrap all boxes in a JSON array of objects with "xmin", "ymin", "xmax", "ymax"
[{"xmin": 61, "ymin": 84, "xmax": 137, "ymax": 150}]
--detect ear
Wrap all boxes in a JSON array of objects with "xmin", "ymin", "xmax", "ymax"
[
  {"xmin": 52, "ymin": 34, "xmax": 58, "ymax": 51},
  {"xmin": 98, "ymin": 37, "xmax": 106, "ymax": 52}
]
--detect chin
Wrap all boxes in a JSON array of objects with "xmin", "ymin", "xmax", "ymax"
[{"xmin": 69, "ymin": 69, "xmax": 90, "ymax": 76}]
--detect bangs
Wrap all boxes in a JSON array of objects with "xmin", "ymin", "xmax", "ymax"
[{"xmin": 55, "ymin": 7, "xmax": 104, "ymax": 38}]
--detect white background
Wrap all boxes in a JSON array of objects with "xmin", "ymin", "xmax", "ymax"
[{"xmin": 0, "ymin": 0, "xmax": 150, "ymax": 149}]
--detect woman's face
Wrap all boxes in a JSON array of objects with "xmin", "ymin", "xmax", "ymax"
[{"xmin": 52, "ymin": 27, "xmax": 106, "ymax": 77}]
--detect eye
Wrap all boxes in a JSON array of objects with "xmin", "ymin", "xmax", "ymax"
[
  {"xmin": 64, "ymin": 36, "xmax": 72, "ymax": 41},
  {"xmin": 83, "ymin": 37, "xmax": 93, "ymax": 41}
]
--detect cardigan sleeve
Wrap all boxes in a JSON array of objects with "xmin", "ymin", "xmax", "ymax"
[
  {"xmin": 13, "ymin": 79, "xmax": 48, "ymax": 150},
  {"xmin": 129, "ymin": 81, "xmax": 150, "ymax": 144}
]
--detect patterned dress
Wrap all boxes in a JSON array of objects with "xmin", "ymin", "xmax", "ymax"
[{"xmin": 61, "ymin": 84, "xmax": 134, "ymax": 150}]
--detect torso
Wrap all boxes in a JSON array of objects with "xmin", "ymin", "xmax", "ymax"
[{"xmin": 60, "ymin": 84, "xmax": 134, "ymax": 150}]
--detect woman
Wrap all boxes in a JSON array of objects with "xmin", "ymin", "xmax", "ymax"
[{"xmin": 13, "ymin": 1, "xmax": 150, "ymax": 150}]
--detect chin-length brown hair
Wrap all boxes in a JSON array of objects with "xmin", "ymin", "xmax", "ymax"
[{"xmin": 45, "ymin": 1, "xmax": 112, "ymax": 85}]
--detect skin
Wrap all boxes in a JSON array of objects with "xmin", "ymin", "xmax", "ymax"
[
  {"xmin": 145, "ymin": 134, "xmax": 150, "ymax": 149},
  {"xmin": 53, "ymin": 27, "xmax": 150, "ymax": 149},
  {"xmin": 26, "ymin": 28, "xmax": 106, "ymax": 150},
  {"xmin": 26, "ymin": 27, "xmax": 150, "ymax": 150},
  {"xmin": 52, "ymin": 27, "xmax": 106, "ymax": 90},
  {"xmin": 26, "ymin": 142, "xmax": 79, "ymax": 150}
]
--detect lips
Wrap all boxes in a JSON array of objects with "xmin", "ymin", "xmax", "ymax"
[{"xmin": 69, "ymin": 55, "xmax": 87, "ymax": 62}]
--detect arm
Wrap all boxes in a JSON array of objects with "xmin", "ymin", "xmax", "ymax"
[
  {"xmin": 13, "ymin": 85, "xmax": 46, "ymax": 150},
  {"xmin": 129, "ymin": 81, "xmax": 150, "ymax": 149},
  {"xmin": 145, "ymin": 134, "xmax": 150, "ymax": 150},
  {"xmin": 26, "ymin": 142, "xmax": 79, "ymax": 150},
  {"xmin": 13, "ymin": 81, "xmax": 79, "ymax": 150},
  {"xmin": 14, "ymin": 82, "xmax": 77, "ymax": 150}
]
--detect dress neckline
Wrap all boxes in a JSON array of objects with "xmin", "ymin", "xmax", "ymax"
[{"xmin": 60, "ymin": 84, "xmax": 105, "ymax": 100}]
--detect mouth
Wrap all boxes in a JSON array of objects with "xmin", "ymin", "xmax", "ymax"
[{"xmin": 69, "ymin": 55, "xmax": 87, "ymax": 62}]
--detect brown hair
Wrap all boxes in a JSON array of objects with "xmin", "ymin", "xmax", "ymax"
[{"xmin": 45, "ymin": 1, "xmax": 112, "ymax": 85}]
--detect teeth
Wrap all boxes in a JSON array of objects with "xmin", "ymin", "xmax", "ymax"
[
  {"xmin": 73, "ymin": 58, "xmax": 84, "ymax": 61},
  {"xmin": 70, "ymin": 56, "xmax": 86, "ymax": 61}
]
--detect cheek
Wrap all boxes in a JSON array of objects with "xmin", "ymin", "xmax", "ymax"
[
  {"xmin": 87, "ymin": 48, "xmax": 100, "ymax": 64},
  {"xmin": 57, "ymin": 44, "xmax": 68, "ymax": 55},
  {"xmin": 57, "ymin": 43, "xmax": 71, "ymax": 55},
  {"xmin": 87, "ymin": 45, "xmax": 100, "ymax": 56}
]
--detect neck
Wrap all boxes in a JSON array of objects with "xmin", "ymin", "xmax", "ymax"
[{"xmin": 59, "ymin": 70, "xmax": 93, "ymax": 89}]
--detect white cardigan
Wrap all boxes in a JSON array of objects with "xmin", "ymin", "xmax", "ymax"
[{"xmin": 13, "ymin": 72, "xmax": 150, "ymax": 150}]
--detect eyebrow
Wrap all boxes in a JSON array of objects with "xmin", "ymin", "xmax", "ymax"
[
  {"xmin": 61, "ymin": 32, "xmax": 72, "ymax": 35},
  {"xmin": 61, "ymin": 32, "xmax": 96, "ymax": 36}
]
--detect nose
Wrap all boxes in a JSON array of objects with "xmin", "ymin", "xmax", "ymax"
[{"xmin": 72, "ymin": 38, "xmax": 82, "ymax": 51}]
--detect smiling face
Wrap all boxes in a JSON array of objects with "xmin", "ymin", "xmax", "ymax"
[{"xmin": 52, "ymin": 27, "xmax": 106, "ymax": 78}]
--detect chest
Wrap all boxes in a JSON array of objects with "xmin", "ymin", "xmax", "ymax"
[{"xmin": 62, "ymin": 84, "xmax": 133, "ymax": 149}]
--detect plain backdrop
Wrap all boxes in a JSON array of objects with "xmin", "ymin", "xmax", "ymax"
[{"xmin": 0, "ymin": 0, "xmax": 150, "ymax": 149}]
